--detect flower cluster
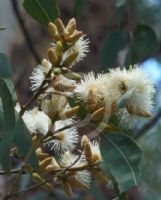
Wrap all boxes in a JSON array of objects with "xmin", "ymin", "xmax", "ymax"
[
  {"xmin": 76, "ymin": 66, "xmax": 155, "ymax": 128},
  {"xmin": 15, "ymin": 18, "xmax": 155, "ymax": 197}
]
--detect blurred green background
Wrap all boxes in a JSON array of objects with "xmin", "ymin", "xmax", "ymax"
[{"xmin": 1, "ymin": 0, "xmax": 161, "ymax": 199}]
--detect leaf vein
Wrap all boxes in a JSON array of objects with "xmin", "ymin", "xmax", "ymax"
[{"xmin": 103, "ymin": 135, "xmax": 137, "ymax": 185}]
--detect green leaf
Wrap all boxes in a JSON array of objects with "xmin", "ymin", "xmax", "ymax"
[
  {"xmin": 101, "ymin": 30, "xmax": 127, "ymax": 70},
  {"xmin": 0, "ymin": 53, "xmax": 17, "ymax": 102},
  {"xmin": 126, "ymin": 24, "xmax": 157, "ymax": 64},
  {"xmin": 117, "ymin": 89, "xmax": 134, "ymax": 109},
  {"xmin": 23, "ymin": 0, "xmax": 60, "ymax": 26},
  {"xmin": 0, "ymin": 53, "xmax": 12, "ymax": 78},
  {"xmin": 14, "ymin": 115, "xmax": 39, "ymax": 172},
  {"xmin": 0, "ymin": 80, "xmax": 15, "ymax": 173},
  {"xmin": 4, "ymin": 79, "xmax": 17, "ymax": 103},
  {"xmin": 100, "ymin": 133, "xmax": 143, "ymax": 193}
]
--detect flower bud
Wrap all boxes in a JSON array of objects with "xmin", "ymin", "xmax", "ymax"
[
  {"xmin": 45, "ymin": 162, "xmax": 60, "ymax": 173},
  {"xmin": 36, "ymin": 152, "xmax": 49, "ymax": 161},
  {"xmin": 54, "ymin": 131, "xmax": 64, "ymax": 141},
  {"xmin": 64, "ymin": 71, "xmax": 82, "ymax": 80},
  {"xmin": 55, "ymin": 41, "xmax": 63, "ymax": 63},
  {"xmin": 32, "ymin": 173, "xmax": 43, "ymax": 182},
  {"xmin": 41, "ymin": 59, "xmax": 51, "ymax": 69},
  {"xmin": 32, "ymin": 172, "xmax": 53, "ymax": 191},
  {"xmin": 39, "ymin": 157, "xmax": 53, "ymax": 173},
  {"xmin": 81, "ymin": 135, "xmax": 89, "ymax": 145},
  {"xmin": 53, "ymin": 67, "xmax": 62, "ymax": 75},
  {"xmin": 36, "ymin": 147, "xmax": 42, "ymax": 154},
  {"xmin": 55, "ymin": 18, "xmax": 66, "ymax": 38},
  {"xmin": 62, "ymin": 51, "xmax": 79, "ymax": 68},
  {"xmin": 66, "ymin": 18, "xmax": 76, "ymax": 35},
  {"xmin": 64, "ymin": 106, "xmax": 79, "ymax": 118},
  {"xmin": 52, "ymin": 157, "xmax": 59, "ymax": 166},
  {"xmin": 82, "ymin": 135, "xmax": 93, "ymax": 164},
  {"xmin": 65, "ymin": 31, "xmax": 83, "ymax": 43},
  {"xmin": 48, "ymin": 22, "xmax": 60, "ymax": 41},
  {"xmin": 90, "ymin": 107, "xmax": 105, "ymax": 122},
  {"xmin": 127, "ymin": 103, "xmax": 152, "ymax": 117},
  {"xmin": 48, "ymin": 48, "xmax": 58, "ymax": 66}
]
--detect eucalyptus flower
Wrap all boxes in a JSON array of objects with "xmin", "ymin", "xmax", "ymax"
[
  {"xmin": 48, "ymin": 119, "xmax": 78, "ymax": 152},
  {"xmin": 29, "ymin": 59, "xmax": 52, "ymax": 91}
]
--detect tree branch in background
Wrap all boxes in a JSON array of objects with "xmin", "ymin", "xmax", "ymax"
[
  {"xmin": 10, "ymin": 0, "xmax": 41, "ymax": 64},
  {"xmin": 3, "ymin": 178, "xmax": 53, "ymax": 200},
  {"xmin": 135, "ymin": 108, "xmax": 161, "ymax": 139}
]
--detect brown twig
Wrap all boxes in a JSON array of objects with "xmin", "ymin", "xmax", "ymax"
[
  {"xmin": 3, "ymin": 177, "xmax": 53, "ymax": 200},
  {"xmin": 10, "ymin": 0, "xmax": 41, "ymax": 64},
  {"xmin": 7, "ymin": 136, "xmax": 42, "ymax": 197},
  {"xmin": 0, "ymin": 169, "xmax": 22, "ymax": 175},
  {"xmin": 126, "ymin": 0, "xmax": 134, "ymax": 42},
  {"xmin": 0, "ymin": 162, "xmax": 98, "ymax": 176}
]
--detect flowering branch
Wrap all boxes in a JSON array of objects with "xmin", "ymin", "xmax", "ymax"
[{"xmin": 5, "ymin": 16, "xmax": 156, "ymax": 199}]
